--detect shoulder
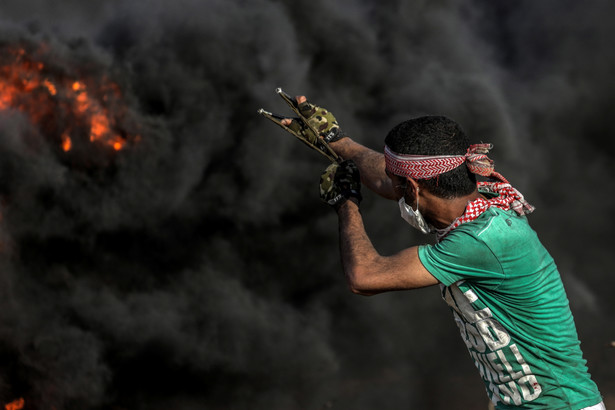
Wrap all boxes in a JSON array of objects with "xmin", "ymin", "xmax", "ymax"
[
  {"xmin": 418, "ymin": 219, "xmax": 503, "ymax": 287},
  {"xmin": 424, "ymin": 216, "xmax": 500, "ymax": 271},
  {"xmin": 458, "ymin": 207, "xmax": 541, "ymax": 258},
  {"xmin": 456, "ymin": 207, "xmax": 526, "ymax": 234},
  {"xmin": 419, "ymin": 208, "xmax": 534, "ymax": 287}
]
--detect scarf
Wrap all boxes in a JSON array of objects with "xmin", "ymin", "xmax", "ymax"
[
  {"xmin": 383, "ymin": 143, "xmax": 535, "ymax": 241},
  {"xmin": 384, "ymin": 143, "xmax": 500, "ymax": 180},
  {"xmin": 434, "ymin": 181, "xmax": 535, "ymax": 241}
]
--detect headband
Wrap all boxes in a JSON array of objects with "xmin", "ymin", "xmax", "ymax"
[{"xmin": 384, "ymin": 143, "xmax": 504, "ymax": 181}]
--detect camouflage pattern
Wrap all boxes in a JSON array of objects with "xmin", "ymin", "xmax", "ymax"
[
  {"xmin": 298, "ymin": 101, "xmax": 346, "ymax": 143},
  {"xmin": 258, "ymin": 89, "xmax": 346, "ymax": 162},
  {"xmin": 282, "ymin": 101, "xmax": 345, "ymax": 157},
  {"xmin": 319, "ymin": 160, "xmax": 362, "ymax": 207}
]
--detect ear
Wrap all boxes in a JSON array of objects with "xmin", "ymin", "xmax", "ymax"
[
  {"xmin": 403, "ymin": 177, "xmax": 420, "ymax": 200},
  {"xmin": 406, "ymin": 177, "xmax": 420, "ymax": 195}
]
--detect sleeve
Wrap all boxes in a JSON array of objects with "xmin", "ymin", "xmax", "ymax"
[{"xmin": 418, "ymin": 228, "xmax": 505, "ymax": 288}]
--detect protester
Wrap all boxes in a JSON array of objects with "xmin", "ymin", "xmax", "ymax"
[{"xmin": 272, "ymin": 95, "xmax": 605, "ymax": 409}]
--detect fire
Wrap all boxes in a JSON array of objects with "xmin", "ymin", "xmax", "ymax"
[
  {"xmin": 61, "ymin": 132, "xmax": 72, "ymax": 152},
  {"xmin": 0, "ymin": 46, "xmax": 136, "ymax": 152},
  {"xmin": 4, "ymin": 398, "xmax": 24, "ymax": 410}
]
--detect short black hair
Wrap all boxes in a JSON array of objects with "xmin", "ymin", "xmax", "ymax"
[{"xmin": 384, "ymin": 116, "xmax": 477, "ymax": 199}]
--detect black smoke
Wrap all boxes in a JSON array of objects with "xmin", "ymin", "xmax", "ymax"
[{"xmin": 0, "ymin": 0, "xmax": 613, "ymax": 409}]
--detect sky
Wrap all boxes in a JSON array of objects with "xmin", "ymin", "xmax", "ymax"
[{"xmin": 0, "ymin": 0, "xmax": 613, "ymax": 409}]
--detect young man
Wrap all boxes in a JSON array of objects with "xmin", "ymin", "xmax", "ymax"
[{"xmin": 276, "ymin": 95, "xmax": 604, "ymax": 409}]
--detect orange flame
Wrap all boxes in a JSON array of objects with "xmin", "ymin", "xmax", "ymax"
[
  {"xmin": 61, "ymin": 132, "xmax": 72, "ymax": 152},
  {"xmin": 4, "ymin": 398, "xmax": 24, "ymax": 410},
  {"xmin": 0, "ymin": 46, "xmax": 134, "ymax": 152}
]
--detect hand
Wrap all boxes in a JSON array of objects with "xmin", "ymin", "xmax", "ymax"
[
  {"xmin": 280, "ymin": 96, "xmax": 346, "ymax": 156},
  {"xmin": 258, "ymin": 89, "xmax": 345, "ymax": 162},
  {"xmin": 319, "ymin": 159, "xmax": 362, "ymax": 209},
  {"xmin": 295, "ymin": 96, "xmax": 346, "ymax": 144}
]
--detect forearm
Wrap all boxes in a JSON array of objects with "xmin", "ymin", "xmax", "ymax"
[
  {"xmin": 335, "ymin": 200, "xmax": 439, "ymax": 295},
  {"xmin": 336, "ymin": 199, "xmax": 382, "ymax": 295},
  {"xmin": 330, "ymin": 138, "xmax": 396, "ymax": 200}
]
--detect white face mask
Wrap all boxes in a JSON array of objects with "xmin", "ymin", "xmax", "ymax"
[{"xmin": 398, "ymin": 193, "xmax": 432, "ymax": 234}]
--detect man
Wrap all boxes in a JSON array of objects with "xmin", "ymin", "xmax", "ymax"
[{"xmin": 271, "ymin": 94, "xmax": 604, "ymax": 409}]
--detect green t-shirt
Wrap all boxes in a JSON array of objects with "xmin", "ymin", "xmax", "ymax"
[{"xmin": 418, "ymin": 207, "xmax": 602, "ymax": 409}]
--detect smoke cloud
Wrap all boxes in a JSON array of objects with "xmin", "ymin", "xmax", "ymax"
[{"xmin": 0, "ymin": 0, "xmax": 613, "ymax": 408}]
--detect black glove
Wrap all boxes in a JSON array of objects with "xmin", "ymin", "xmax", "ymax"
[{"xmin": 319, "ymin": 160, "xmax": 362, "ymax": 208}]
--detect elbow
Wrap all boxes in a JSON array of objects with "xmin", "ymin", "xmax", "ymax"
[
  {"xmin": 345, "ymin": 266, "xmax": 378, "ymax": 296},
  {"xmin": 348, "ymin": 285, "xmax": 376, "ymax": 296}
]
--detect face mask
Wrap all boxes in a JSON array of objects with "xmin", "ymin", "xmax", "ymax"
[{"xmin": 398, "ymin": 194, "xmax": 432, "ymax": 234}]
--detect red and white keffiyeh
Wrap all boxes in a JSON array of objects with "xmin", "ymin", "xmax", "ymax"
[
  {"xmin": 384, "ymin": 143, "xmax": 501, "ymax": 180},
  {"xmin": 435, "ymin": 182, "xmax": 535, "ymax": 241},
  {"xmin": 383, "ymin": 143, "xmax": 535, "ymax": 240}
]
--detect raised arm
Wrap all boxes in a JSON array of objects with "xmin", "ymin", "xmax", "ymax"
[
  {"xmin": 336, "ymin": 199, "xmax": 438, "ymax": 295},
  {"xmin": 329, "ymin": 137, "xmax": 396, "ymax": 200},
  {"xmin": 262, "ymin": 91, "xmax": 396, "ymax": 199},
  {"xmin": 319, "ymin": 160, "xmax": 438, "ymax": 296},
  {"xmin": 288, "ymin": 95, "xmax": 397, "ymax": 200}
]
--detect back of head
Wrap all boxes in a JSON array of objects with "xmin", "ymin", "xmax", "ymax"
[{"xmin": 384, "ymin": 116, "xmax": 477, "ymax": 199}]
